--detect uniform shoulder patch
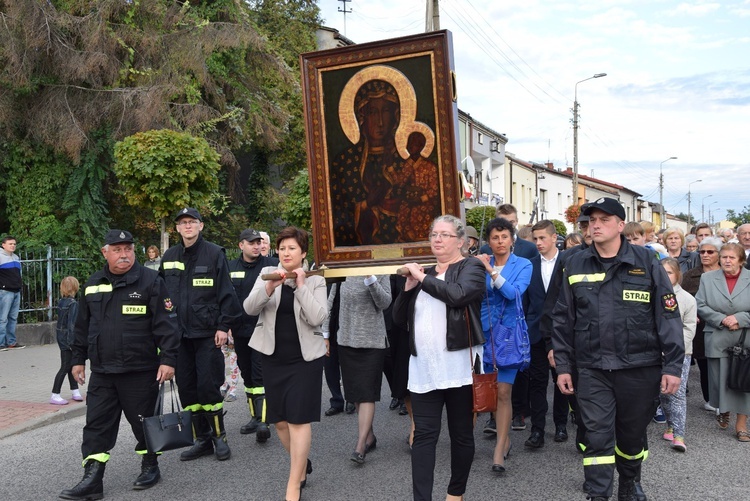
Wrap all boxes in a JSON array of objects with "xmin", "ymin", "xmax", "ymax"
[
  {"xmin": 662, "ymin": 293, "xmax": 677, "ymax": 312},
  {"xmin": 164, "ymin": 297, "xmax": 174, "ymax": 312}
]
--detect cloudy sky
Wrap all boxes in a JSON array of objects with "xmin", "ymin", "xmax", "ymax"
[{"xmin": 317, "ymin": 0, "xmax": 749, "ymax": 222}]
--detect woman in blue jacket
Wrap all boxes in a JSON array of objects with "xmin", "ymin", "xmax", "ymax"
[{"xmin": 478, "ymin": 218, "xmax": 532, "ymax": 473}]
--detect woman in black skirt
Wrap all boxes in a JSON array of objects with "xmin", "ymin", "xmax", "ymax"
[
  {"xmin": 245, "ymin": 227, "xmax": 328, "ymax": 501},
  {"xmin": 323, "ymin": 275, "xmax": 391, "ymax": 465}
]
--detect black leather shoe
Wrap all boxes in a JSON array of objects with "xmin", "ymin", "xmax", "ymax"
[
  {"xmin": 345, "ymin": 402, "xmax": 356, "ymax": 414},
  {"xmin": 60, "ymin": 460, "xmax": 105, "ymax": 500},
  {"xmin": 350, "ymin": 451, "xmax": 365, "ymax": 464},
  {"xmin": 617, "ymin": 478, "xmax": 637, "ymax": 501},
  {"xmin": 364, "ymin": 436, "xmax": 377, "ymax": 454},
  {"xmin": 389, "ymin": 398, "xmax": 399, "ymax": 410},
  {"xmin": 398, "ymin": 403, "xmax": 408, "ymax": 415},
  {"xmin": 324, "ymin": 407, "xmax": 343, "ymax": 416},
  {"xmin": 491, "ymin": 463, "xmax": 506, "ymax": 473},
  {"xmin": 524, "ymin": 430, "xmax": 545, "ymax": 448},
  {"xmin": 240, "ymin": 418, "xmax": 259, "ymax": 434},
  {"xmin": 300, "ymin": 459, "xmax": 312, "ymax": 489},
  {"xmin": 554, "ymin": 425, "xmax": 569, "ymax": 442}
]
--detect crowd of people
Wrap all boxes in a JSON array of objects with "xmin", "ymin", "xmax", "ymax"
[{"xmin": 9, "ymin": 202, "xmax": 745, "ymax": 501}]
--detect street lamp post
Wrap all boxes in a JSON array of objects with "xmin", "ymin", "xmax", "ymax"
[
  {"xmin": 659, "ymin": 156, "xmax": 677, "ymax": 229},
  {"xmin": 710, "ymin": 207, "xmax": 721, "ymax": 226},
  {"xmin": 709, "ymin": 201, "xmax": 718, "ymax": 226},
  {"xmin": 687, "ymin": 179, "xmax": 701, "ymax": 226},
  {"xmin": 701, "ymin": 194, "xmax": 713, "ymax": 223},
  {"xmin": 572, "ymin": 73, "xmax": 607, "ymax": 206}
]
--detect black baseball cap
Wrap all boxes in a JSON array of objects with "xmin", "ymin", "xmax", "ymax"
[
  {"xmin": 239, "ymin": 229, "xmax": 262, "ymax": 242},
  {"xmin": 583, "ymin": 197, "xmax": 626, "ymax": 220},
  {"xmin": 174, "ymin": 207, "xmax": 202, "ymax": 222},
  {"xmin": 104, "ymin": 230, "xmax": 134, "ymax": 245}
]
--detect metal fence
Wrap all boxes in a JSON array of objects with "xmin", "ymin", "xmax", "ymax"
[{"xmin": 18, "ymin": 246, "xmax": 90, "ymax": 323}]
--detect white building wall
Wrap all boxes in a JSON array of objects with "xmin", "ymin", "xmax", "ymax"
[{"xmin": 538, "ymin": 170, "xmax": 574, "ymax": 232}]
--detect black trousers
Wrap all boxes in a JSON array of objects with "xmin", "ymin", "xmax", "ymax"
[
  {"xmin": 81, "ymin": 371, "xmax": 158, "ymax": 460},
  {"xmin": 234, "ymin": 337, "xmax": 263, "ymax": 389},
  {"xmin": 323, "ymin": 335, "xmax": 344, "ymax": 410},
  {"xmin": 176, "ymin": 337, "xmax": 224, "ymax": 411},
  {"xmin": 52, "ymin": 349, "xmax": 78, "ymax": 394},
  {"xmin": 411, "ymin": 384, "xmax": 475, "ymax": 501},
  {"xmin": 527, "ymin": 339, "xmax": 569, "ymax": 433},
  {"xmin": 577, "ymin": 366, "xmax": 660, "ymax": 498}
]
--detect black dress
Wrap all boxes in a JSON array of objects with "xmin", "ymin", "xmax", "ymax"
[{"xmin": 262, "ymin": 285, "xmax": 324, "ymax": 424}]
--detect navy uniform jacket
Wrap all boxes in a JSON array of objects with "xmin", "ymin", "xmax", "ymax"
[
  {"xmin": 551, "ymin": 236, "xmax": 685, "ymax": 378},
  {"xmin": 72, "ymin": 262, "xmax": 180, "ymax": 374},
  {"xmin": 228, "ymin": 254, "xmax": 279, "ymax": 338},
  {"xmin": 160, "ymin": 234, "xmax": 241, "ymax": 339}
]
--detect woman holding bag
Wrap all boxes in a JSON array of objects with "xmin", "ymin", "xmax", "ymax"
[
  {"xmin": 392, "ymin": 214, "xmax": 486, "ymax": 501},
  {"xmin": 478, "ymin": 217, "xmax": 532, "ymax": 473}
]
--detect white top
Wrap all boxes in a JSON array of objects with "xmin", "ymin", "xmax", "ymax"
[
  {"xmin": 408, "ymin": 273, "xmax": 473, "ymax": 394},
  {"xmin": 540, "ymin": 250, "xmax": 559, "ymax": 291}
]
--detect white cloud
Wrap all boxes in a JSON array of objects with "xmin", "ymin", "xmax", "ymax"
[{"xmin": 673, "ymin": 2, "xmax": 721, "ymax": 16}]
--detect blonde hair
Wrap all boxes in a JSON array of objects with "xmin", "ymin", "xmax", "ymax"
[
  {"xmin": 660, "ymin": 257, "xmax": 682, "ymax": 284},
  {"xmin": 60, "ymin": 276, "xmax": 80, "ymax": 298},
  {"xmin": 663, "ymin": 227, "xmax": 685, "ymax": 247}
]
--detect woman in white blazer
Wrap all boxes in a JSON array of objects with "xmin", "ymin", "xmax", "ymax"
[
  {"xmin": 244, "ymin": 227, "xmax": 328, "ymax": 501},
  {"xmin": 695, "ymin": 243, "xmax": 750, "ymax": 442}
]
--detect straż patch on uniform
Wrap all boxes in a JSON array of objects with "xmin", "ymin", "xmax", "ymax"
[
  {"xmin": 623, "ymin": 290, "xmax": 650, "ymax": 302},
  {"xmin": 662, "ymin": 293, "xmax": 677, "ymax": 312},
  {"xmin": 627, "ymin": 268, "xmax": 646, "ymax": 276}
]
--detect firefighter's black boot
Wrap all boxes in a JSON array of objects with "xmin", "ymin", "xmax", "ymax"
[
  {"xmin": 59, "ymin": 459, "xmax": 105, "ymax": 500},
  {"xmin": 180, "ymin": 411, "xmax": 214, "ymax": 461},
  {"xmin": 253, "ymin": 394, "xmax": 271, "ymax": 443},
  {"xmin": 240, "ymin": 392, "xmax": 259, "ymax": 434},
  {"xmin": 618, "ymin": 477, "xmax": 637, "ymax": 501},
  {"xmin": 207, "ymin": 409, "xmax": 231, "ymax": 461},
  {"xmin": 132, "ymin": 453, "xmax": 160, "ymax": 490}
]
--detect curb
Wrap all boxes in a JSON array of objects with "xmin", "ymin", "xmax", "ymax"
[{"xmin": 0, "ymin": 404, "xmax": 87, "ymax": 440}]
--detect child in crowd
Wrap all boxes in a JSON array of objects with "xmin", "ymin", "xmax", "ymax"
[
  {"xmin": 659, "ymin": 257, "xmax": 697, "ymax": 452},
  {"xmin": 50, "ymin": 276, "xmax": 83, "ymax": 405},
  {"xmin": 220, "ymin": 333, "xmax": 239, "ymax": 402}
]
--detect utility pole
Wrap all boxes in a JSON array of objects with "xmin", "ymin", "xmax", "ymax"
[
  {"xmin": 659, "ymin": 157, "xmax": 677, "ymax": 229},
  {"xmin": 426, "ymin": 0, "xmax": 440, "ymax": 31},
  {"xmin": 572, "ymin": 73, "xmax": 606, "ymax": 206},
  {"xmin": 338, "ymin": 0, "xmax": 352, "ymax": 36}
]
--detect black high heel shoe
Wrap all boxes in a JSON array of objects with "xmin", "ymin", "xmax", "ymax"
[
  {"xmin": 491, "ymin": 463, "xmax": 506, "ymax": 473},
  {"xmin": 300, "ymin": 459, "xmax": 313, "ymax": 489}
]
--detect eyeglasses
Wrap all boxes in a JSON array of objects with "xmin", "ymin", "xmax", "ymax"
[
  {"xmin": 699, "ymin": 250, "xmax": 716, "ymax": 255},
  {"xmin": 429, "ymin": 233, "xmax": 458, "ymax": 241},
  {"xmin": 177, "ymin": 220, "xmax": 200, "ymax": 227}
]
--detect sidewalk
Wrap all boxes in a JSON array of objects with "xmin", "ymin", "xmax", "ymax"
[{"xmin": 0, "ymin": 343, "xmax": 87, "ymax": 439}]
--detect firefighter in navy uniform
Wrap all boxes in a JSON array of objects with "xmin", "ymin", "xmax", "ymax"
[
  {"xmin": 60, "ymin": 230, "xmax": 179, "ymax": 500},
  {"xmin": 160, "ymin": 208, "xmax": 242, "ymax": 462},
  {"xmin": 551, "ymin": 198, "xmax": 684, "ymax": 501},
  {"xmin": 228, "ymin": 228, "xmax": 278, "ymax": 441}
]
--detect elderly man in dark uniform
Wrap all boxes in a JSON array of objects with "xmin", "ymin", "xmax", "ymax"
[
  {"xmin": 60, "ymin": 230, "xmax": 180, "ymax": 500},
  {"xmin": 160, "ymin": 208, "xmax": 242, "ymax": 462}
]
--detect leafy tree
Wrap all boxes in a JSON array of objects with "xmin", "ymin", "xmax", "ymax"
[
  {"xmin": 726, "ymin": 207, "xmax": 750, "ymax": 226},
  {"xmin": 282, "ymin": 169, "xmax": 312, "ymax": 231},
  {"xmin": 551, "ymin": 219, "xmax": 567, "ymax": 237},
  {"xmin": 0, "ymin": 0, "xmax": 299, "ymax": 172},
  {"xmin": 113, "ymin": 129, "xmax": 221, "ymax": 250},
  {"xmin": 465, "ymin": 206, "xmax": 496, "ymax": 238}
]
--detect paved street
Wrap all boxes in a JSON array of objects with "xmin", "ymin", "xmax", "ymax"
[{"xmin": 0, "ymin": 344, "xmax": 747, "ymax": 500}]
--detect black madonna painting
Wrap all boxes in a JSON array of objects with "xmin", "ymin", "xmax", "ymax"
[{"xmin": 300, "ymin": 31, "xmax": 461, "ymax": 268}]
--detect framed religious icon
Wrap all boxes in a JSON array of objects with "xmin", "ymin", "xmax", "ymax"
[{"xmin": 300, "ymin": 30, "xmax": 462, "ymax": 269}]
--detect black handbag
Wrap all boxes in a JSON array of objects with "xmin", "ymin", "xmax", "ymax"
[
  {"xmin": 726, "ymin": 328, "xmax": 750, "ymax": 392},
  {"xmin": 141, "ymin": 380, "xmax": 194, "ymax": 452}
]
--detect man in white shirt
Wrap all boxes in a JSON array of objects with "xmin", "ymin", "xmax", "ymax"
[{"xmin": 519, "ymin": 220, "xmax": 566, "ymax": 448}]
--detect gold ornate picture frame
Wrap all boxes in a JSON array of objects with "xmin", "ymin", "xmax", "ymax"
[{"xmin": 300, "ymin": 30, "xmax": 461, "ymax": 268}]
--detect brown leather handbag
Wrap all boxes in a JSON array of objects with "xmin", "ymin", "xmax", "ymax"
[{"xmin": 468, "ymin": 308, "xmax": 497, "ymax": 413}]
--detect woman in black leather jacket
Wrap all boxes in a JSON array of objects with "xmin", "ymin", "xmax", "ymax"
[{"xmin": 392, "ymin": 214, "xmax": 486, "ymax": 501}]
